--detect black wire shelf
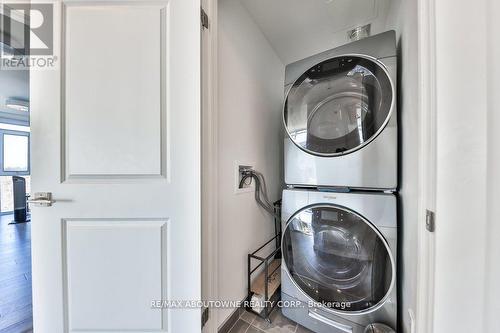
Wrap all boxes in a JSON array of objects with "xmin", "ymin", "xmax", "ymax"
[{"xmin": 245, "ymin": 200, "xmax": 282, "ymax": 323}]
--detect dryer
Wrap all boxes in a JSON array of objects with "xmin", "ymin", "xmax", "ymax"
[
  {"xmin": 283, "ymin": 31, "xmax": 397, "ymax": 190},
  {"xmin": 281, "ymin": 189, "xmax": 397, "ymax": 333}
]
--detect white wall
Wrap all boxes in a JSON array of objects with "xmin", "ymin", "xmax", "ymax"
[
  {"xmin": 433, "ymin": 0, "xmax": 488, "ymax": 330},
  {"xmin": 217, "ymin": 0, "xmax": 284, "ymax": 327},
  {"xmin": 385, "ymin": 1, "xmax": 419, "ymax": 332},
  {"xmin": 485, "ymin": 1, "xmax": 500, "ymax": 332},
  {"xmin": 432, "ymin": 0, "xmax": 494, "ymax": 332}
]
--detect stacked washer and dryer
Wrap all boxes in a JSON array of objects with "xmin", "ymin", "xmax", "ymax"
[{"xmin": 280, "ymin": 31, "xmax": 398, "ymax": 333}]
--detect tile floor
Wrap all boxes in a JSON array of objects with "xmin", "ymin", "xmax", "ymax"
[{"xmin": 228, "ymin": 307, "xmax": 313, "ymax": 333}]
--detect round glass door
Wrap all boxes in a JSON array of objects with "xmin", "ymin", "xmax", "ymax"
[
  {"xmin": 282, "ymin": 204, "xmax": 394, "ymax": 313},
  {"xmin": 284, "ymin": 56, "xmax": 393, "ymax": 156}
]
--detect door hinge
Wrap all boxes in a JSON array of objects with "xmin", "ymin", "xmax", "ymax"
[
  {"xmin": 426, "ymin": 209, "xmax": 435, "ymax": 232},
  {"xmin": 201, "ymin": 306, "xmax": 209, "ymax": 328},
  {"xmin": 201, "ymin": 7, "xmax": 209, "ymax": 29}
]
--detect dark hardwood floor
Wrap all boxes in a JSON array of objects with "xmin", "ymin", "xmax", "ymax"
[{"xmin": 0, "ymin": 214, "xmax": 33, "ymax": 333}]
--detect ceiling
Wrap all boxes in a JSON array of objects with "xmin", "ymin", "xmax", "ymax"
[
  {"xmin": 0, "ymin": 70, "xmax": 29, "ymax": 125},
  {"xmin": 239, "ymin": 0, "xmax": 393, "ymax": 65}
]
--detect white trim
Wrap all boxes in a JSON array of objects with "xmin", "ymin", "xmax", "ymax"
[
  {"xmin": 201, "ymin": 0, "xmax": 219, "ymax": 331},
  {"xmin": 415, "ymin": 0, "xmax": 437, "ymax": 332}
]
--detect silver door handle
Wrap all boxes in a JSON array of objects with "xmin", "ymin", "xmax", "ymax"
[
  {"xmin": 308, "ymin": 310, "xmax": 353, "ymax": 333},
  {"xmin": 27, "ymin": 192, "xmax": 56, "ymax": 207}
]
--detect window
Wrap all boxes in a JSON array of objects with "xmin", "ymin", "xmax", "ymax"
[
  {"xmin": 0, "ymin": 129, "xmax": 30, "ymax": 176},
  {"xmin": 4, "ymin": 134, "xmax": 29, "ymax": 172},
  {"xmin": 0, "ymin": 128, "xmax": 30, "ymax": 213}
]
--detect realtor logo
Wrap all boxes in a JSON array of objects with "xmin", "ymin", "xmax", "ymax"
[
  {"xmin": 1, "ymin": 3, "xmax": 56, "ymax": 69},
  {"xmin": 1, "ymin": 3, "xmax": 53, "ymax": 55}
]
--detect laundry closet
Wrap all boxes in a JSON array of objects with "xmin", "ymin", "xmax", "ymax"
[{"xmin": 210, "ymin": 1, "xmax": 419, "ymax": 332}]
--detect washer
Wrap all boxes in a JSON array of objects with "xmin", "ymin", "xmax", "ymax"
[
  {"xmin": 281, "ymin": 189, "xmax": 397, "ymax": 333},
  {"xmin": 283, "ymin": 31, "xmax": 397, "ymax": 190}
]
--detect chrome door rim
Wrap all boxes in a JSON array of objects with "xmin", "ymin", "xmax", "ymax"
[
  {"xmin": 282, "ymin": 53, "xmax": 395, "ymax": 157},
  {"xmin": 281, "ymin": 203, "xmax": 396, "ymax": 316}
]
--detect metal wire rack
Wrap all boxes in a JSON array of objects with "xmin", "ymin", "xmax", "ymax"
[{"xmin": 245, "ymin": 201, "xmax": 282, "ymax": 322}]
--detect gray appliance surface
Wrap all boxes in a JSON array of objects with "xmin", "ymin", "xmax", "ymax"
[
  {"xmin": 280, "ymin": 189, "xmax": 397, "ymax": 333},
  {"xmin": 283, "ymin": 31, "xmax": 397, "ymax": 190},
  {"xmin": 284, "ymin": 31, "xmax": 397, "ymax": 86},
  {"xmin": 282, "ymin": 293, "xmax": 366, "ymax": 333}
]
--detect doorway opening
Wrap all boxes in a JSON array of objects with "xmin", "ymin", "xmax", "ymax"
[{"xmin": 0, "ymin": 56, "xmax": 32, "ymax": 332}]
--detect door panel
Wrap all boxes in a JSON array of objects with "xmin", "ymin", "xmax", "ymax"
[
  {"xmin": 30, "ymin": 1, "xmax": 200, "ymax": 332},
  {"xmin": 63, "ymin": 4, "xmax": 167, "ymax": 179},
  {"xmin": 63, "ymin": 220, "xmax": 167, "ymax": 331}
]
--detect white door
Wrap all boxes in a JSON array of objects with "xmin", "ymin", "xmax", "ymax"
[{"xmin": 30, "ymin": 1, "xmax": 201, "ymax": 332}]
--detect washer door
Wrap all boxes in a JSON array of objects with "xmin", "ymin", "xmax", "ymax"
[
  {"xmin": 284, "ymin": 56, "xmax": 393, "ymax": 156},
  {"xmin": 282, "ymin": 204, "xmax": 394, "ymax": 313}
]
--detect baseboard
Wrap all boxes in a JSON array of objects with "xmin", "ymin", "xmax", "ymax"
[{"xmin": 217, "ymin": 307, "xmax": 241, "ymax": 333}]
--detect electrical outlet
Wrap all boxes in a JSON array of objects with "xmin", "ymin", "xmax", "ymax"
[{"xmin": 234, "ymin": 161, "xmax": 254, "ymax": 194}]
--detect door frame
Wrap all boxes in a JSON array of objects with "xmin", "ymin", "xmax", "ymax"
[
  {"xmin": 200, "ymin": 0, "xmax": 439, "ymax": 332},
  {"xmin": 415, "ymin": 0, "xmax": 437, "ymax": 332},
  {"xmin": 201, "ymin": 0, "xmax": 219, "ymax": 331}
]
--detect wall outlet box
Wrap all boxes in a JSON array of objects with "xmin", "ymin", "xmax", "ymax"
[{"xmin": 234, "ymin": 161, "xmax": 254, "ymax": 194}]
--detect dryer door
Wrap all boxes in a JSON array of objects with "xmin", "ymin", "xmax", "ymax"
[
  {"xmin": 284, "ymin": 56, "xmax": 393, "ymax": 156},
  {"xmin": 282, "ymin": 204, "xmax": 395, "ymax": 313}
]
